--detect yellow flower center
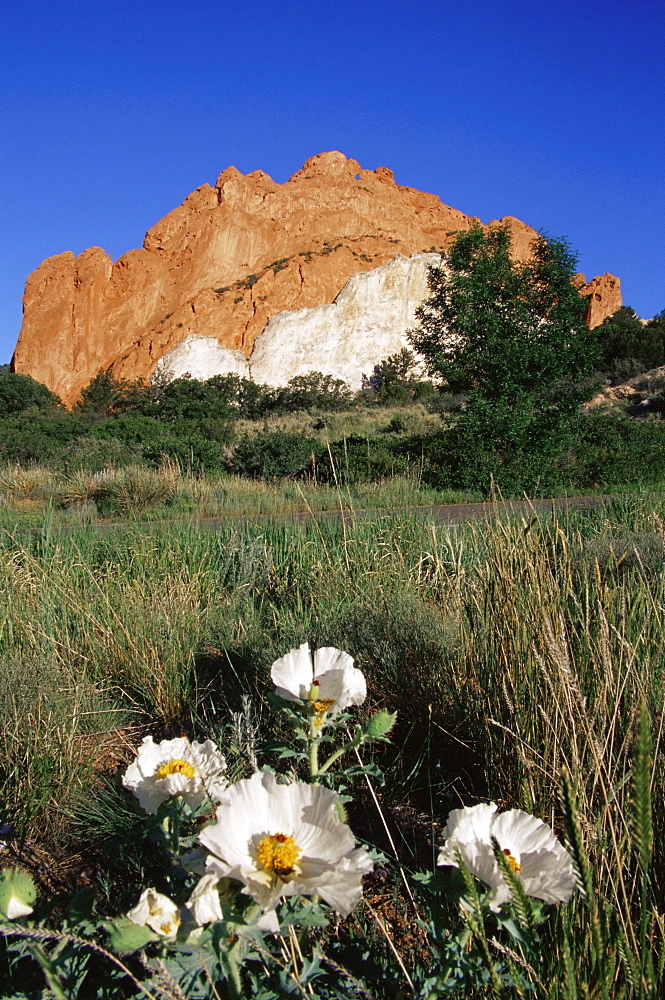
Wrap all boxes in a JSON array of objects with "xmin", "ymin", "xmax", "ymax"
[
  {"xmin": 256, "ymin": 833, "xmax": 302, "ymax": 880},
  {"xmin": 502, "ymin": 847, "xmax": 522, "ymax": 873},
  {"xmin": 313, "ymin": 699, "xmax": 335, "ymax": 713},
  {"xmin": 155, "ymin": 758, "xmax": 196, "ymax": 780}
]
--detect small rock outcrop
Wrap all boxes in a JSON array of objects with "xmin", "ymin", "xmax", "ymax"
[{"xmin": 12, "ymin": 152, "xmax": 622, "ymax": 405}]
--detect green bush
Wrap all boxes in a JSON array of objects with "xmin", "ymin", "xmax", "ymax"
[
  {"xmin": 0, "ymin": 409, "xmax": 86, "ymax": 465},
  {"xmin": 61, "ymin": 435, "xmax": 142, "ymax": 472},
  {"xmin": 91, "ymin": 416, "xmax": 223, "ymax": 471},
  {"xmin": 317, "ymin": 434, "xmax": 412, "ymax": 484},
  {"xmin": 230, "ymin": 431, "xmax": 319, "ymax": 479},
  {"xmin": 270, "ymin": 372, "xmax": 353, "ymax": 413},
  {"xmin": 363, "ymin": 348, "xmax": 435, "ymax": 405},
  {"xmin": 0, "ymin": 372, "xmax": 61, "ymax": 416},
  {"xmin": 561, "ymin": 411, "xmax": 665, "ymax": 487},
  {"xmin": 76, "ymin": 369, "xmax": 149, "ymax": 419},
  {"xmin": 145, "ymin": 374, "xmax": 236, "ymax": 422},
  {"xmin": 596, "ymin": 306, "xmax": 665, "ymax": 383}
]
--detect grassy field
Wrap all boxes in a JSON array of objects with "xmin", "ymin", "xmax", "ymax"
[
  {"xmin": 1, "ymin": 488, "xmax": 664, "ymax": 994},
  {"xmin": 0, "ymin": 461, "xmax": 485, "ymax": 527}
]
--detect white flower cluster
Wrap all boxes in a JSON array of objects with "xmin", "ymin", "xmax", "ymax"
[
  {"xmin": 119, "ymin": 642, "xmax": 575, "ymax": 944},
  {"xmin": 123, "ymin": 644, "xmax": 373, "ymax": 935},
  {"xmin": 437, "ymin": 802, "xmax": 576, "ymax": 910}
]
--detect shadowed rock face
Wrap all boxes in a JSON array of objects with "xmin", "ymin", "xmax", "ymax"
[{"xmin": 12, "ymin": 151, "xmax": 621, "ymax": 406}]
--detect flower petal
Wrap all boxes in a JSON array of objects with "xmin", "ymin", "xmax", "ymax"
[
  {"xmin": 271, "ymin": 643, "xmax": 315, "ymax": 701},
  {"xmin": 438, "ymin": 802, "xmax": 575, "ymax": 910},
  {"xmin": 199, "ymin": 771, "xmax": 370, "ymax": 918}
]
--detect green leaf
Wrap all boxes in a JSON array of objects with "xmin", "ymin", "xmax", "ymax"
[{"xmin": 104, "ymin": 917, "xmax": 157, "ymax": 954}]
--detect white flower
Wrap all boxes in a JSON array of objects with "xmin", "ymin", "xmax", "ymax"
[
  {"xmin": 186, "ymin": 874, "xmax": 224, "ymax": 926},
  {"xmin": 122, "ymin": 736, "xmax": 227, "ymax": 814},
  {"xmin": 271, "ymin": 642, "xmax": 366, "ymax": 715},
  {"xmin": 127, "ymin": 888, "xmax": 181, "ymax": 937},
  {"xmin": 199, "ymin": 770, "xmax": 373, "ymax": 922},
  {"xmin": 438, "ymin": 802, "xmax": 576, "ymax": 910}
]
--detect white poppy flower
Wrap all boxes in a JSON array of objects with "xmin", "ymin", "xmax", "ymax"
[
  {"xmin": 199, "ymin": 770, "xmax": 373, "ymax": 922},
  {"xmin": 122, "ymin": 736, "xmax": 227, "ymax": 814},
  {"xmin": 127, "ymin": 888, "xmax": 181, "ymax": 937},
  {"xmin": 186, "ymin": 874, "xmax": 224, "ymax": 926},
  {"xmin": 271, "ymin": 642, "xmax": 366, "ymax": 715},
  {"xmin": 438, "ymin": 802, "xmax": 575, "ymax": 910}
]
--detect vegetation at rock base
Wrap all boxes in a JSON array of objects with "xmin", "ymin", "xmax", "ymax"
[{"xmin": 596, "ymin": 306, "xmax": 665, "ymax": 385}]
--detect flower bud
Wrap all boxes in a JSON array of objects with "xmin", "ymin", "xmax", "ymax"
[
  {"xmin": 0, "ymin": 868, "xmax": 36, "ymax": 920},
  {"xmin": 363, "ymin": 710, "xmax": 397, "ymax": 738}
]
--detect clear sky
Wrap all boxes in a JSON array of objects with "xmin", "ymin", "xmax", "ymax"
[{"xmin": 1, "ymin": 0, "xmax": 663, "ymax": 365}]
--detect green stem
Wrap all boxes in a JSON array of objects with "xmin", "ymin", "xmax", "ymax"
[
  {"xmin": 226, "ymin": 942, "xmax": 244, "ymax": 1000},
  {"xmin": 309, "ymin": 711, "xmax": 320, "ymax": 780},
  {"xmin": 318, "ymin": 735, "xmax": 363, "ymax": 775},
  {"xmin": 26, "ymin": 943, "xmax": 69, "ymax": 1000}
]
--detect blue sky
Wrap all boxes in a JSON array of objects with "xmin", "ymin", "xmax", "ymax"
[{"xmin": 1, "ymin": 0, "xmax": 663, "ymax": 365}]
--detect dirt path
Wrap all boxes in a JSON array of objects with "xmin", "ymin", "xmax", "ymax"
[{"xmin": 118, "ymin": 493, "xmax": 613, "ymax": 532}]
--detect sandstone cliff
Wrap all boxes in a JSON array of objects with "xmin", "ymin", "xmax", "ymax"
[{"xmin": 12, "ymin": 152, "xmax": 621, "ymax": 406}]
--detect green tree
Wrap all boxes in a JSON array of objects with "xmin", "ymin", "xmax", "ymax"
[
  {"xmin": 76, "ymin": 368, "xmax": 149, "ymax": 419},
  {"xmin": 365, "ymin": 348, "xmax": 434, "ymax": 404},
  {"xmin": 409, "ymin": 224, "xmax": 601, "ymax": 493},
  {"xmin": 0, "ymin": 372, "xmax": 61, "ymax": 415},
  {"xmin": 596, "ymin": 306, "xmax": 665, "ymax": 384},
  {"xmin": 272, "ymin": 372, "xmax": 353, "ymax": 412}
]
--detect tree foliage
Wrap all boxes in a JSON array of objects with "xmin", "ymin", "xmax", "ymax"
[
  {"xmin": 0, "ymin": 371, "xmax": 61, "ymax": 416},
  {"xmin": 363, "ymin": 348, "xmax": 434, "ymax": 404},
  {"xmin": 596, "ymin": 306, "xmax": 665, "ymax": 384},
  {"xmin": 408, "ymin": 224, "xmax": 602, "ymax": 492}
]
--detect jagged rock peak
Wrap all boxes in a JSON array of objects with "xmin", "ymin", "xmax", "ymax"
[{"xmin": 12, "ymin": 152, "xmax": 621, "ymax": 406}]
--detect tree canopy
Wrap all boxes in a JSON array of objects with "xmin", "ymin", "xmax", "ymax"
[
  {"xmin": 408, "ymin": 224, "xmax": 602, "ymax": 492},
  {"xmin": 596, "ymin": 306, "xmax": 665, "ymax": 384},
  {"xmin": 0, "ymin": 371, "xmax": 61, "ymax": 416}
]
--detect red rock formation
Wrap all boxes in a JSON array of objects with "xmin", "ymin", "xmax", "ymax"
[
  {"xmin": 581, "ymin": 273, "xmax": 623, "ymax": 328},
  {"xmin": 12, "ymin": 152, "xmax": 622, "ymax": 405}
]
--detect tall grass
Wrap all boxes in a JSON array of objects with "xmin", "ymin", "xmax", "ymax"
[
  {"xmin": 1, "ymin": 493, "xmax": 664, "ymax": 992},
  {"xmin": 0, "ymin": 461, "xmax": 481, "ymax": 525}
]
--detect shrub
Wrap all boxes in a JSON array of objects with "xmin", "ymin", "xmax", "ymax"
[
  {"xmin": 0, "ymin": 409, "xmax": 86, "ymax": 465},
  {"xmin": 76, "ymin": 368, "xmax": 149, "ymax": 418},
  {"xmin": 91, "ymin": 416, "xmax": 223, "ymax": 471},
  {"xmin": 317, "ymin": 435, "xmax": 412, "ymax": 484},
  {"xmin": 363, "ymin": 348, "xmax": 434, "ymax": 405},
  {"xmin": 0, "ymin": 372, "xmax": 60, "ymax": 415},
  {"xmin": 583, "ymin": 530, "xmax": 665, "ymax": 580},
  {"xmin": 562, "ymin": 411, "xmax": 665, "ymax": 487},
  {"xmin": 596, "ymin": 306, "xmax": 665, "ymax": 382},
  {"xmin": 230, "ymin": 431, "xmax": 319, "ymax": 480},
  {"xmin": 271, "ymin": 372, "xmax": 353, "ymax": 413}
]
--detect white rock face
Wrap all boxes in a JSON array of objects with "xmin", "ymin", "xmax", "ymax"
[
  {"xmin": 249, "ymin": 254, "xmax": 438, "ymax": 387},
  {"xmin": 154, "ymin": 253, "xmax": 438, "ymax": 386},
  {"xmin": 153, "ymin": 335, "xmax": 249, "ymax": 380}
]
